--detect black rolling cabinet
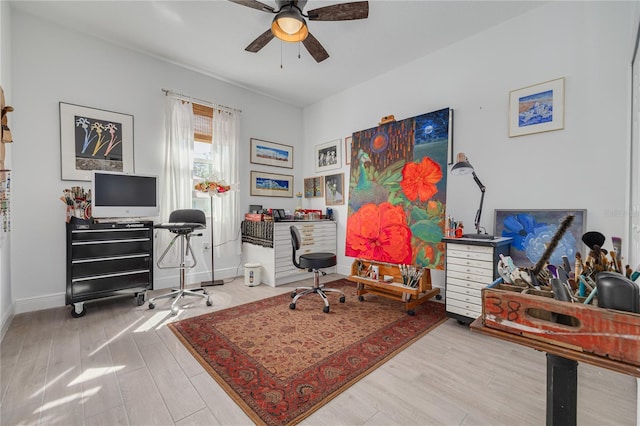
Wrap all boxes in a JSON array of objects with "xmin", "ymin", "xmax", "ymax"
[{"xmin": 66, "ymin": 221, "xmax": 154, "ymax": 317}]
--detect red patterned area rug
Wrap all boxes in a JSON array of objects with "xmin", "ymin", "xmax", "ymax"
[{"xmin": 169, "ymin": 279, "xmax": 446, "ymax": 426}]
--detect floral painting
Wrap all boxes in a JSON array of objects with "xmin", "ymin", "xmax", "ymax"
[
  {"xmin": 345, "ymin": 108, "xmax": 451, "ymax": 269},
  {"xmin": 494, "ymin": 209, "xmax": 586, "ymax": 268}
]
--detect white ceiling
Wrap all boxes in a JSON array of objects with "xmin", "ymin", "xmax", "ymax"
[{"xmin": 10, "ymin": 0, "xmax": 544, "ymax": 107}]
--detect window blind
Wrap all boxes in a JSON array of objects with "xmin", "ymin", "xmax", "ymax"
[{"xmin": 193, "ymin": 103, "xmax": 213, "ymax": 143}]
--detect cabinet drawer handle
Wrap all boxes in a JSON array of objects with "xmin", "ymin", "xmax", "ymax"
[
  {"xmin": 72, "ymin": 238, "xmax": 149, "ymax": 245},
  {"xmin": 72, "ymin": 269, "xmax": 150, "ymax": 282},
  {"xmin": 72, "ymin": 253, "xmax": 150, "ymax": 263}
]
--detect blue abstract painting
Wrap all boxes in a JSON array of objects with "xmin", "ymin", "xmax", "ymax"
[{"xmin": 494, "ymin": 209, "xmax": 586, "ymax": 268}]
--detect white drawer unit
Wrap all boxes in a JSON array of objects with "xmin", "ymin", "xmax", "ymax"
[
  {"xmin": 442, "ymin": 237, "xmax": 511, "ymax": 324},
  {"xmin": 242, "ymin": 220, "xmax": 337, "ymax": 287}
]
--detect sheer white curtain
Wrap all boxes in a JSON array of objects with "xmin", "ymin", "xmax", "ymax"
[
  {"xmin": 160, "ymin": 97, "xmax": 193, "ymax": 222},
  {"xmin": 211, "ymin": 109, "xmax": 240, "ymax": 257}
]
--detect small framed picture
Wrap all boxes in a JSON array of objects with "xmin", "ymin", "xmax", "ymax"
[
  {"xmin": 509, "ymin": 77, "xmax": 565, "ymax": 137},
  {"xmin": 314, "ymin": 139, "xmax": 341, "ymax": 173},
  {"xmin": 59, "ymin": 102, "xmax": 134, "ymax": 181},
  {"xmin": 304, "ymin": 176, "xmax": 323, "ymax": 198},
  {"xmin": 250, "ymin": 138, "xmax": 293, "ymax": 169},
  {"xmin": 344, "ymin": 136, "xmax": 352, "ymax": 165},
  {"xmin": 324, "ymin": 173, "xmax": 344, "ymax": 206},
  {"xmin": 250, "ymin": 171, "xmax": 293, "ymax": 197}
]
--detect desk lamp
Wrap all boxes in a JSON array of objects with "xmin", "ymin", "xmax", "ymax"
[{"xmin": 451, "ymin": 153, "xmax": 493, "ymax": 239}]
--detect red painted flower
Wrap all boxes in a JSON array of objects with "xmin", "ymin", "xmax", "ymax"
[
  {"xmin": 400, "ymin": 156, "xmax": 442, "ymax": 202},
  {"xmin": 345, "ymin": 202, "xmax": 412, "ymax": 264}
]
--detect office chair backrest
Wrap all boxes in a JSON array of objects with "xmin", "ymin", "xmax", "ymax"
[
  {"xmin": 290, "ymin": 226, "xmax": 301, "ymax": 269},
  {"xmin": 169, "ymin": 209, "xmax": 206, "ymax": 225}
]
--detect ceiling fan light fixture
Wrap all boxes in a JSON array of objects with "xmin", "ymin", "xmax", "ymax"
[{"xmin": 271, "ymin": 10, "xmax": 308, "ymax": 42}]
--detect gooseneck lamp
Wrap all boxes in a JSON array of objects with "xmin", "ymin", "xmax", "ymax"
[{"xmin": 451, "ymin": 153, "xmax": 493, "ymax": 239}]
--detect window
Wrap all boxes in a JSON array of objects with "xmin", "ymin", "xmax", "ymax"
[{"xmin": 192, "ymin": 103, "xmax": 214, "ymax": 212}]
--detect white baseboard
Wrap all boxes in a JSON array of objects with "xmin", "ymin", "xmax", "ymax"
[
  {"xmin": 0, "ymin": 302, "xmax": 14, "ymax": 343},
  {"xmin": 337, "ymin": 264, "xmax": 352, "ymax": 277},
  {"xmin": 10, "ymin": 268, "xmax": 241, "ymax": 315},
  {"xmin": 8, "ymin": 265, "xmax": 353, "ymax": 317},
  {"xmin": 154, "ymin": 267, "xmax": 239, "ymax": 289},
  {"xmin": 14, "ymin": 292, "xmax": 66, "ymax": 315}
]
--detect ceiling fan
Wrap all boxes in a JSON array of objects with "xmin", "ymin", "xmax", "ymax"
[{"xmin": 230, "ymin": 0, "xmax": 369, "ymax": 63}]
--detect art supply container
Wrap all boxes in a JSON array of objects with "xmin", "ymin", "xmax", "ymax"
[
  {"xmin": 244, "ymin": 263, "xmax": 262, "ymax": 287},
  {"xmin": 371, "ymin": 265, "xmax": 379, "ymax": 280}
]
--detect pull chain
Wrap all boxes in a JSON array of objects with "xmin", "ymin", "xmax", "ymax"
[{"xmin": 280, "ymin": 39, "xmax": 283, "ymax": 69}]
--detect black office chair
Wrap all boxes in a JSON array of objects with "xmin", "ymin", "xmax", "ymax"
[
  {"xmin": 289, "ymin": 225, "xmax": 345, "ymax": 313},
  {"xmin": 149, "ymin": 209, "xmax": 212, "ymax": 315}
]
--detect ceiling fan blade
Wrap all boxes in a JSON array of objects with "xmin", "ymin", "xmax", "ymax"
[
  {"xmin": 228, "ymin": 0, "xmax": 275, "ymax": 13},
  {"xmin": 245, "ymin": 29, "xmax": 275, "ymax": 52},
  {"xmin": 302, "ymin": 33, "xmax": 329, "ymax": 63},
  {"xmin": 307, "ymin": 1, "xmax": 368, "ymax": 21}
]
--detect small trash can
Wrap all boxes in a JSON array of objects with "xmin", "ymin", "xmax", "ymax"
[{"xmin": 244, "ymin": 263, "xmax": 262, "ymax": 287}]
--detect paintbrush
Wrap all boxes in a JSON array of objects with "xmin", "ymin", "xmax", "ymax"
[
  {"xmin": 610, "ymin": 251, "xmax": 620, "ymax": 273},
  {"xmin": 611, "ymin": 236, "xmax": 623, "ymax": 273},
  {"xmin": 631, "ymin": 265, "xmax": 640, "ymax": 281},
  {"xmin": 561, "ymin": 255, "xmax": 572, "ymax": 278},
  {"xmin": 532, "ymin": 215, "xmax": 574, "ymax": 280},
  {"xmin": 574, "ymin": 252, "xmax": 584, "ymax": 279}
]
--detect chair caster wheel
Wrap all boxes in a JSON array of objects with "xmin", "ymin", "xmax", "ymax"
[
  {"xmin": 70, "ymin": 304, "xmax": 86, "ymax": 318},
  {"xmin": 291, "ymin": 291, "xmax": 297, "ymax": 299},
  {"xmin": 206, "ymin": 300, "xmax": 212, "ymax": 307},
  {"xmin": 148, "ymin": 303, "xmax": 155, "ymax": 310},
  {"xmin": 407, "ymin": 310, "xmax": 415, "ymax": 316},
  {"xmin": 170, "ymin": 306, "xmax": 179, "ymax": 316},
  {"xmin": 435, "ymin": 294, "xmax": 442, "ymax": 300},
  {"xmin": 289, "ymin": 303, "xmax": 296, "ymax": 310},
  {"xmin": 358, "ymin": 295, "xmax": 364, "ymax": 302},
  {"xmin": 136, "ymin": 293, "xmax": 146, "ymax": 306},
  {"xmin": 323, "ymin": 306, "xmax": 330, "ymax": 313},
  {"xmin": 339, "ymin": 296, "xmax": 346, "ymax": 303}
]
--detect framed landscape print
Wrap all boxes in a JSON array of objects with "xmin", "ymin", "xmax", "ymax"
[
  {"xmin": 314, "ymin": 139, "xmax": 341, "ymax": 173},
  {"xmin": 494, "ymin": 208, "xmax": 586, "ymax": 267},
  {"xmin": 304, "ymin": 176, "xmax": 323, "ymax": 198},
  {"xmin": 59, "ymin": 102, "xmax": 134, "ymax": 181},
  {"xmin": 509, "ymin": 77, "xmax": 565, "ymax": 137},
  {"xmin": 324, "ymin": 173, "xmax": 344, "ymax": 206},
  {"xmin": 250, "ymin": 138, "xmax": 293, "ymax": 169},
  {"xmin": 250, "ymin": 171, "xmax": 293, "ymax": 198}
]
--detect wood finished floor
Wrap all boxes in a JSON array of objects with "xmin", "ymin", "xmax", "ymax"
[{"xmin": 1, "ymin": 274, "xmax": 637, "ymax": 426}]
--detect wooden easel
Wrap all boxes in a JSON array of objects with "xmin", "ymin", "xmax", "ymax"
[{"xmin": 347, "ymin": 259, "xmax": 440, "ymax": 315}]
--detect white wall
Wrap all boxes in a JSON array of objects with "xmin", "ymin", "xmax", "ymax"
[
  {"xmin": 628, "ymin": 3, "xmax": 640, "ymax": 271},
  {"xmin": 9, "ymin": 10, "xmax": 303, "ymax": 315},
  {"xmin": 0, "ymin": 0, "xmax": 13, "ymax": 339},
  {"xmin": 6, "ymin": 1, "xmax": 638, "ymax": 318},
  {"xmin": 302, "ymin": 2, "xmax": 637, "ymax": 290}
]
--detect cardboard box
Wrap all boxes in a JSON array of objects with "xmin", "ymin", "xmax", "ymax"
[{"xmin": 481, "ymin": 286, "xmax": 640, "ymax": 366}]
